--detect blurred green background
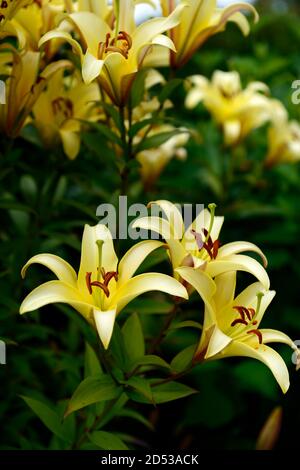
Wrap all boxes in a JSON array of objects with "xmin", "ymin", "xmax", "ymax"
[{"xmin": 1, "ymin": 0, "xmax": 300, "ymax": 450}]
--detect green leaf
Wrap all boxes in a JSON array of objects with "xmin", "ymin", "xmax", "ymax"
[
  {"xmin": 89, "ymin": 431, "xmax": 128, "ymax": 450},
  {"xmin": 170, "ymin": 321, "xmax": 203, "ymax": 331},
  {"xmin": 134, "ymin": 130, "xmax": 188, "ymax": 153},
  {"xmin": 84, "ymin": 343, "xmax": 102, "ymax": 377},
  {"xmin": 0, "ymin": 200, "xmax": 35, "ymax": 213},
  {"xmin": 122, "ymin": 313, "xmax": 145, "ymax": 363},
  {"xmin": 130, "ymin": 69, "xmax": 148, "ymax": 108},
  {"xmin": 97, "ymin": 101, "xmax": 122, "ymax": 130},
  {"xmin": 158, "ymin": 78, "xmax": 182, "ymax": 103},
  {"xmin": 116, "ymin": 409, "xmax": 154, "ymax": 431},
  {"xmin": 20, "ymin": 396, "xmax": 70, "ymax": 443},
  {"xmin": 52, "ymin": 176, "xmax": 67, "ymax": 206},
  {"xmin": 65, "ymin": 374, "xmax": 121, "ymax": 417},
  {"xmin": 171, "ymin": 345, "xmax": 197, "ymax": 373},
  {"xmin": 20, "ymin": 175, "xmax": 37, "ymax": 205},
  {"xmin": 151, "ymin": 381, "xmax": 197, "ymax": 404},
  {"xmin": 86, "ymin": 121, "xmax": 122, "ymax": 147},
  {"xmin": 129, "ymin": 117, "xmax": 164, "ymax": 139},
  {"xmin": 129, "ymin": 354, "xmax": 170, "ymax": 370},
  {"xmin": 126, "ymin": 376, "xmax": 154, "ymax": 403}
]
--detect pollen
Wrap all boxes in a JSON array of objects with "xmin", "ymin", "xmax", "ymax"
[{"xmin": 97, "ymin": 31, "xmax": 132, "ymax": 60}]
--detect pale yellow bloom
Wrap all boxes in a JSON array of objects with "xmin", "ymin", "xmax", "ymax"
[
  {"xmin": 132, "ymin": 200, "xmax": 270, "ymax": 288},
  {"xmin": 4, "ymin": 0, "xmax": 66, "ymax": 56},
  {"xmin": 159, "ymin": 0, "xmax": 258, "ymax": 68},
  {"xmin": 31, "ymin": 69, "xmax": 100, "ymax": 159},
  {"xmin": 176, "ymin": 268, "xmax": 297, "ymax": 393},
  {"xmin": 266, "ymin": 101, "xmax": 300, "ymax": 166},
  {"xmin": 136, "ymin": 125, "xmax": 189, "ymax": 187},
  {"xmin": 0, "ymin": 46, "xmax": 70, "ymax": 137},
  {"xmin": 39, "ymin": 0, "xmax": 187, "ymax": 105},
  {"xmin": 185, "ymin": 70, "xmax": 271, "ymax": 146},
  {"xmin": 0, "ymin": 0, "xmax": 32, "ymax": 30},
  {"xmin": 20, "ymin": 224, "xmax": 188, "ymax": 349}
]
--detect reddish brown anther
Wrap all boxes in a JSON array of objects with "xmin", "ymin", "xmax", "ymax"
[
  {"xmin": 231, "ymin": 318, "xmax": 248, "ymax": 327},
  {"xmin": 86, "ymin": 269, "xmax": 118, "ymax": 298},
  {"xmin": 247, "ymin": 329, "xmax": 263, "ymax": 344}
]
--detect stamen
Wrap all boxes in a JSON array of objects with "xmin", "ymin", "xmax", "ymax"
[
  {"xmin": 247, "ymin": 329, "xmax": 263, "ymax": 344},
  {"xmin": 90, "ymin": 280, "xmax": 110, "ymax": 298},
  {"xmin": 119, "ymin": 31, "xmax": 132, "ymax": 49},
  {"xmin": 86, "ymin": 272, "xmax": 93, "ymax": 295},
  {"xmin": 190, "ymin": 229, "xmax": 203, "ymax": 250},
  {"xmin": 233, "ymin": 306, "xmax": 246, "ymax": 321},
  {"xmin": 98, "ymin": 42, "xmax": 105, "ymax": 60},
  {"xmin": 231, "ymin": 318, "xmax": 248, "ymax": 327}
]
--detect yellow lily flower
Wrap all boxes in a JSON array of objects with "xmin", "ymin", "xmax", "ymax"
[
  {"xmin": 31, "ymin": 69, "xmax": 100, "ymax": 159},
  {"xmin": 38, "ymin": 0, "xmax": 187, "ymax": 105},
  {"xmin": 20, "ymin": 224, "xmax": 188, "ymax": 349},
  {"xmin": 0, "ymin": 0, "xmax": 32, "ymax": 30},
  {"xmin": 0, "ymin": 46, "xmax": 71, "ymax": 137},
  {"xmin": 266, "ymin": 101, "xmax": 300, "ymax": 167},
  {"xmin": 160, "ymin": 0, "xmax": 258, "ymax": 68},
  {"xmin": 132, "ymin": 200, "xmax": 270, "ymax": 288},
  {"xmin": 136, "ymin": 124, "xmax": 189, "ymax": 188},
  {"xmin": 185, "ymin": 70, "xmax": 271, "ymax": 146},
  {"xmin": 5, "ymin": 0, "xmax": 66, "ymax": 56},
  {"xmin": 176, "ymin": 268, "xmax": 297, "ymax": 393}
]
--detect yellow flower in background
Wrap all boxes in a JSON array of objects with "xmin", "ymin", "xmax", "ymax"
[
  {"xmin": 132, "ymin": 200, "xmax": 269, "ymax": 288},
  {"xmin": 266, "ymin": 101, "xmax": 300, "ymax": 167},
  {"xmin": 176, "ymin": 268, "xmax": 297, "ymax": 393},
  {"xmin": 160, "ymin": 0, "xmax": 258, "ymax": 68},
  {"xmin": 4, "ymin": 0, "xmax": 66, "ymax": 57},
  {"xmin": 39, "ymin": 0, "xmax": 187, "ymax": 105},
  {"xmin": 185, "ymin": 70, "xmax": 271, "ymax": 146},
  {"xmin": 20, "ymin": 224, "xmax": 188, "ymax": 349},
  {"xmin": 31, "ymin": 69, "xmax": 100, "ymax": 159},
  {"xmin": 0, "ymin": 46, "xmax": 70, "ymax": 137},
  {"xmin": 0, "ymin": 0, "xmax": 32, "ymax": 30},
  {"xmin": 136, "ymin": 125, "xmax": 189, "ymax": 189}
]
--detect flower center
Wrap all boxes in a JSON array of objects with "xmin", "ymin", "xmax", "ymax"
[
  {"xmin": 85, "ymin": 238, "xmax": 118, "ymax": 300},
  {"xmin": 230, "ymin": 293, "xmax": 264, "ymax": 344},
  {"xmin": 97, "ymin": 31, "xmax": 132, "ymax": 60},
  {"xmin": 190, "ymin": 203, "xmax": 220, "ymax": 260},
  {"xmin": 52, "ymin": 97, "xmax": 73, "ymax": 124},
  {"xmin": 85, "ymin": 269, "xmax": 118, "ymax": 298}
]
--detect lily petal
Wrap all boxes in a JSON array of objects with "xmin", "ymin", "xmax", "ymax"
[
  {"xmin": 59, "ymin": 129, "xmax": 80, "ymax": 160},
  {"xmin": 118, "ymin": 240, "xmax": 165, "ymax": 286},
  {"xmin": 260, "ymin": 329, "xmax": 296, "ymax": 350},
  {"xmin": 205, "ymin": 325, "xmax": 232, "ymax": 359},
  {"xmin": 148, "ymin": 200, "xmax": 185, "ymax": 239},
  {"xmin": 206, "ymin": 254, "xmax": 270, "ymax": 289},
  {"xmin": 219, "ymin": 341, "xmax": 290, "ymax": 394},
  {"xmin": 132, "ymin": 216, "xmax": 186, "ymax": 268},
  {"xmin": 111, "ymin": 272, "xmax": 188, "ymax": 313},
  {"xmin": 21, "ymin": 254, "xmax": 77, "ymax": 287},
  {"xmin": 82, "ymin": 50, "xmax": 104, "ymax": 84},
  {"xmin": 176, "ymin": 266, "xmax": 216, "ymax": 328},
  {"xmin": 19, "ymin": 280, "xmax": 93, "ymax": 317},
  {"xmin": 214, "ymin": 271, "xmax": 236, "ymax": 311},
  {"xmin": 218, "ymin": 241, "xmax": 268, "ymax": 268},
  {"xmin": 93, "ymin": 308, "xmax": 116, "ymax": 349}
]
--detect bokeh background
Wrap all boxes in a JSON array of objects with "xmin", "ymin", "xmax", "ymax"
[{"xmin": 1, "ymin": 0, "xmax": 300, "ymax": 450}]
